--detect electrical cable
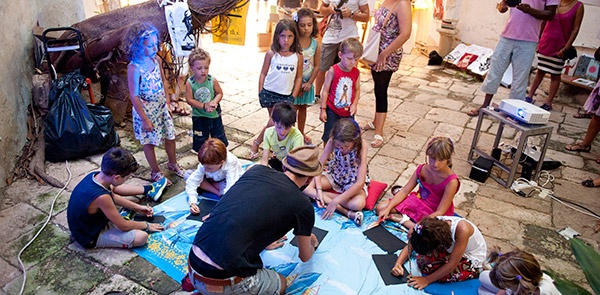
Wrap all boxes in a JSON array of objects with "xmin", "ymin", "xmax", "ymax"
[
  {"xmin": 510, "ymin": 175, "xmax": 600, "ymax": 220},
  {"xmin": 17, "ymin": 161, "xmax": 72, "ymax": 295}
]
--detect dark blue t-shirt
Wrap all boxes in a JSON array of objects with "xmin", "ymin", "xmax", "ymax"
[
  {"xmin": 190, "ymin": 165, "xmax": 314, "ymax": 277},
  {"xmin": 67, "ymin": 172, "xmax": 112, "ymax": 247}
]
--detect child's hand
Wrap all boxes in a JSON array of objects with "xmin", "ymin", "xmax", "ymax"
[
  {"xmin": 148, "ymin": 222, "xmax": 165, "ymax": 233},
  {"xmin": 137, "ymin": 204, "xmax": 153, "ymax": 217},
  {"xmin": 349, "ymin": 104, "xmax": 357, "ymax": 116},
  {"xmin": 391, "ymin": 263, "xmax": 404, "ymax": 276},
  {"xmin": 408, "ymin": 276, "xmax": 430, "ymax": 290},
  {"xmin": 301, "ymin": 82, "xmax": 311, "ymax": 93},
  {"xmin": 377, "ymin": 209, "xmax": 390, "ymax": 224},
  {"xmin": 315, "ymin": 190, "xmax": 326, "ymax": 208},
  {"xmin": 319, "ymin": 109, "xmax": 327, "ymax": 123},
  {"xmin": 142, "ymin": 118, "xmax": 154, "ymax": 132},
  {"xmin": 190, "ymin": 203, "xmax": 200, "ymax": 215},
  {"xmin": 321, "ymin": 199, "xmax": 339, "ymax": 220},
  {"xmin": 206, "ymin": 101, "xmax": 217, "ymax": 112}
]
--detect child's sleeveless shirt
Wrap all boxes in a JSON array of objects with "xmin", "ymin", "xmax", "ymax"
[
  {"xmin": 326, "ymin": 64, "xmax": 359, "ymax": 117},
  {"xmin": 188, "ymin": 75, "xmax": 219, "ymax": 119},
  {"xmin": 302, "ymin": 39, "xmax": 318, "ymax": 83},
  {"xmin": 263, "ymin": 52, "xmax": 299, "ymax": 95}
]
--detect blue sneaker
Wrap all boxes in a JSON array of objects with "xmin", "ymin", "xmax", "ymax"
[
  {"xmin": 119, "ymin": 208, "xmax": 135, "ymax": 220},
  {"xmin": 146, "ymin": 177, "xmax": 167, "ymax": 202},
  {"xmin": 524, "ymin": 96, "xmax": 534, "ymax": 104}
]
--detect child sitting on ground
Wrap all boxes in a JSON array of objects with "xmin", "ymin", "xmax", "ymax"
[
  {"xmin": 478, "ymin": 249, "xmax": 561, "ymax": 295},
  {"xmin": 393, "ymin": 216, "xmax": 487, "ymax": 290},
  {"xmin": 185, "ymin": 48, "xmax": 228, "ymax": 153},
  {"xmin": 303, "ymin": 118, "xmax": 369, "ymax": 226},
  {"xmin": 376, "ymin": 137, "xmax": 459, "ymax": 230},
  {"xmin": 319, "ymin": 37, "xmax": 363, "ymax": 144},
  {"xmin": 67, "ymin": 147, "xmax": 165, "ymax": 249},
  {"xmin": 185, "ymin": 138, "xmax": 244, "ymax": 214},
  {"xmin": 260, "ymin": 101, "xmax": 305, "ymax": 171}
]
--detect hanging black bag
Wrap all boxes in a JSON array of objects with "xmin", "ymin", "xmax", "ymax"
[{"xmin": 44, "ymin": 70, "xmax": 119, "ymax": 162}]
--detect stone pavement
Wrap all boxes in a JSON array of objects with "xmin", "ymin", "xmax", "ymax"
[{"xmin": 2, "ymin": 17, "xmax": 600, "ymax": 295}]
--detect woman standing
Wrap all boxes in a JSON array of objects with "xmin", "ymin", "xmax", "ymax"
[
  {"xmin": 362, "ymin": 0, "xmax": 412, "ymax": 147},
  {"xmin": 527, "ymin": 0, "xmax": 584, "ymax": 111}
]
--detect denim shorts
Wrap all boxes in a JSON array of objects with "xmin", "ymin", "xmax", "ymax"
[
  {"xmin": 190, "ymin": 268, "xmax": 282, "ymax": 295},
  {"xmin": 259, "ymin": 89, "xmax": 294, "ymax": 108},
  {"xmin": 95, "ymin": 222, "xmax": 136, "ymax": 248}
]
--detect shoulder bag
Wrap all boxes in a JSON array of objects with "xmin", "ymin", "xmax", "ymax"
[{"xmin": 360, "ymin": 3, "xmax": 398, "ymax": 65}]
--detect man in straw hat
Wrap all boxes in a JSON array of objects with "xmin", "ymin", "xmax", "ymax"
[{"xmin": 185, "ymin": 146, "xmax": 322, "ymax": 294}]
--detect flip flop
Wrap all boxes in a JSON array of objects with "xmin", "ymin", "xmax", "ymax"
[
  {"xmin": 466, "ymin": 108, "xmax": 481, "ymax": 117},
  {"xmin": 391, "ymin": 185, "xmax": 403, "ymax": 195},
  {"xmin": 565, "ymin": 143, "xmax": 591, "ymax": 152},
  {"xmin": 573, "ymin": 108, "xmax": 593, "ymax": 119},
  {"xmin": 581, "ymin": 179, "xmax": 600, "ymax": 188},
  {"xmin": 361, "ymin": 121, "xmax": 375, "ymax": 131}
]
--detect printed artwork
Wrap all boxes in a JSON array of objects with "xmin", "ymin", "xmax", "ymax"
[
  {"xmin": 573, "ymin": 55, "xmax": 600, "ymax": 81},
  {"xmin": 334, "ymin": 77, "xmax": 353, "ymax": 109},
  {"xmin": 445, "ymin": 44, "xmax": 494, "ymax": 76}
]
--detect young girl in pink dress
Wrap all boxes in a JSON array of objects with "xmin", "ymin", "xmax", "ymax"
[{"xmin": 376, "ymin": 137, "xmax": 460, "ymax": 230}]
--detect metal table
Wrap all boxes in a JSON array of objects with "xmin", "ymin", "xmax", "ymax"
[{"xmin": 468, "ymin": 108, "xmax": 553, "ymax": 188}]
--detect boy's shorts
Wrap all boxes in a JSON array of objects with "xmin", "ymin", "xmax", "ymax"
[
  {"xmin": 190, "ymin": 268, "xmax": 282, "ymax": 295},
  {"xmin": 95, "ymin": 222, "xmax": 136, "ymax": 248},
  {"xmin": 322, "ymin": 107, "xmax": 353, "ymax": 142},
  {"xmin": 259, "ymin": 89, "xmax": 294, "ymax": 108}
]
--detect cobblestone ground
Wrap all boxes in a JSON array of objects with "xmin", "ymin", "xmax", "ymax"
[{"xmin": 1, "ymin": 7, "xmax": 599, "ymax": 295}]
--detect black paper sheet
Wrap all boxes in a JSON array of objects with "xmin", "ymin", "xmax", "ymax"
[
  {"xmin": 372, "ymin": 254, "xmax": 409, "ymax": 285},
  {"xmin": 133, "ymin": 214, "xmax": 166, "ymax": 224},
  {"xmin": 290, "ymin": 227, "xmax": 328, "ymax": 249},
  {"xmin": 363, "ymin": 225, "xmax": 407, "ymax": 253},
  {"xmin": 186, "ymin": 199, "xmax": 218, "ymax": 221}
]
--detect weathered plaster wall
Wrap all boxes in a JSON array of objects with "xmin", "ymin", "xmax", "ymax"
[
  {"xmin": 0, "ymin": 0, "xmax": 85, "ymax": 188},
  {"xmin": 453, "ymin": 0, "xmax": 600, "ymax": 50}
]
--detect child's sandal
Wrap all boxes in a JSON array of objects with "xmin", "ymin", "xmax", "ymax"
[
  {"xmin": 348, "ymin": 210, "xmax": 363, "ymax": 226},
  {"xmin": 151, "ymin": 171, "xmax": 172, "ymax": 186},
  {"xmin": 167, "ymin": 163, "xmax": 185, "ymax": 178}
]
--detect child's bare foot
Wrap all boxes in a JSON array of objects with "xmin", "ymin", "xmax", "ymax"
[{"xmin": 248, "ymin": 139, "xmax": 260, "ymax": 160}]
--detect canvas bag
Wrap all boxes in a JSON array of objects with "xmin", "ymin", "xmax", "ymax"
[
  {"xmin": 162, "ymin": 0, "xmax": 197, "ymax": 57},
  {"xmin": 361, "ymin": 3, "xmax": 398, "ymax": 65}
]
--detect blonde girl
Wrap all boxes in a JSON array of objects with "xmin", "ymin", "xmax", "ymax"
[
  {"xmin": 249, "ymin": 19, "xmax": 303, "ymax": 159},
  {"xmin": 303, "ymin": 118, "xmax": 368, "ymax": 226},
  {"xmin": 293, "ymin": 8, "xmax": 321, "ymax": 144},
  {"xmin": 376, "ymin": 137, "xmax": 459, "ymax": 230},
  {"xmin": 479, "ymin": 249, "xmax": 561, "ymax": 295},
  {"xmin": 126, "ymin": 23, "xmax": 185, "ymax": 184}
]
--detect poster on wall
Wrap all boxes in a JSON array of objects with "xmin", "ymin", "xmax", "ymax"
[{"xmin": 212, "ymin": 2, "xmax": 250, "ymax": 45}]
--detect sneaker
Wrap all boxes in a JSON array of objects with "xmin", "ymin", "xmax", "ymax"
[
  {"xmin": 119, "ymin": 208, "xmax": 135, "ymax": 220},
  {"xmin": 146, "ymin": 177, "xmax": 167, "ymax": 202},
  {"xmin": 540, "ymin": 103, "xmax": 552, "ymax": 111},
  {"xmin": 524, "ymin": 96, "xmax": 534, "ymax": 104}
]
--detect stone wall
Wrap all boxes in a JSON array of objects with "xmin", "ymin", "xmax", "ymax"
[{"xmin": 0, "ymin": 0, "xmax": 85, "ymax": 188}]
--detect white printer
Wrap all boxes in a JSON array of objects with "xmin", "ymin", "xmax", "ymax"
[{"xmin": 498, "ymin": 99, "xmax": 550, "ymax": 124}]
